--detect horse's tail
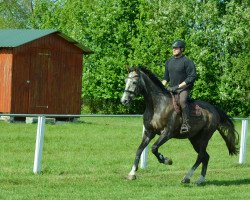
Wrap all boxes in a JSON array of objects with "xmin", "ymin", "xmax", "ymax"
[{"xmin": 215, "ymin": 106, "xmax": 239, "ymax": 155}]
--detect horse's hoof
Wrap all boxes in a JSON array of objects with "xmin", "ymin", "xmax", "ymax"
[
  {"xmin": 181, "ymin": 178, "xmax": 190, "ymax": 184},
  {"xmin": 127, "ymin": 174, "xmax": 136, "ymax": 180},
  {"xmin": 164, "ymin": 158, "xmax": 173, "ymax": 165},
  {"xmin": 167, "ymin": 159, "xmax": 173, "ymax": 165},
  {"xmin": 196, "ymin": 178, "xmax": 206, "ymax": 185},
  {"xmin": 195, "ymin": 175, "xmax": 206, "ymax": 185}
]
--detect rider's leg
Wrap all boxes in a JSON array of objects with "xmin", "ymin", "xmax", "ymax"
[{"xmin": 179, "ymin": 90, "xmax": 191, "ymax": 134}]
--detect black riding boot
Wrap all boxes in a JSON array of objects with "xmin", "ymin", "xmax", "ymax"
[{"xmin": 180, "ymin": 106, "xmax": 191, "ymax": 134}]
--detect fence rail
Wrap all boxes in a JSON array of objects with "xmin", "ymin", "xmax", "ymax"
[{"xmin": 0, "ymin": 114, "xmax": 248, "ymax": 173}]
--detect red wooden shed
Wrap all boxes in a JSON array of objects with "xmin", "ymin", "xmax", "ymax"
[{"xmin": 0, "ymin": 29, "xmax": 92, "ymax": 115}]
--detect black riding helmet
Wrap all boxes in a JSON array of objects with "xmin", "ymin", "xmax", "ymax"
[{"xmin": 172, "ymin": 40, "xmax": 185, "ymax": 51}]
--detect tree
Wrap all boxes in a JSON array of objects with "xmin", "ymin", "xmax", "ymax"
[
  {"xmin": 217, "ymin": 0, "xmax": 250, "ymax": 116},
  {"xmin": 0, "ymin": 0, "xmax": 34, "ymax": 28},
  {"xmin": 0, "ymin": 0, "xmax": 249, "ymax": 116}
]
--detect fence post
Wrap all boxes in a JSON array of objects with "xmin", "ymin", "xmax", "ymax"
[
  {"xmin": 33, "ymin": 116, "xmax": 46, "ymax": 174},
  {"xmin": 140, "ymin": 125, "xmax": 148, "ymax": 169},
  {"xmin": 239, "ymin": 119, "xmax": 248, "ymax": 164}
]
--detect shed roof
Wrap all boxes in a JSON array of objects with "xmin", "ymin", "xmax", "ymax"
[{"xmin": 0, "ymin": 29, "xmax": 93, "ymax": 54}]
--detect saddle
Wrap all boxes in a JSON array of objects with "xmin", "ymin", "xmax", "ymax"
[{"xmin": 170, "ymin": 93, "xmax": 202, "ymax": 117}]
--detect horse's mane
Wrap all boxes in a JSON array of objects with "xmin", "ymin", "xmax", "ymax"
[{"xmin": 129, "ymin": 66, "xmax": 168, "ymax": 93}]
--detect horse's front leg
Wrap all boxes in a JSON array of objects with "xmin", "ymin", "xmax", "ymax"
[
  {"xmin": 151, "ymin": 130, "xmax": 173, "ymax": 165},
  {"xmin": 128, "ymin": 132, "xmax": 153, "ymax": 180}
]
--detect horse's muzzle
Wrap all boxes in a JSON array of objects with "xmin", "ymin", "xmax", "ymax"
[
  {"xmin": 121, "ymin": 93, "xmax": 130, "ymax": 106},
  {"xmin": 121, "ymin": 97, "xmax": 129, "ymax": 106}
]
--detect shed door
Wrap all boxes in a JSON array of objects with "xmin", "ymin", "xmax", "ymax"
[{"xmin": 29, "ymin": 50, "xmax": 50, "ymax": 113}]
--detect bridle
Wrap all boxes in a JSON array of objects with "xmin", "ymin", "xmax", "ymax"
[
  {"xmin": 124, "ymin": 75, "xmax": 140, "ymax": 95},
  {"xmin": 124, "ymin": 89, "xmax": 137, "ymax": 95}
]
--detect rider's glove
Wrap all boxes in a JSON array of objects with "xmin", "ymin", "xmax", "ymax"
[{"xmin": 168, "ymin": 85, "xmax": 179, "ymax": 93}]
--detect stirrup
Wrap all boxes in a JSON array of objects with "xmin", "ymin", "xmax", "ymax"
[{"xmin": 180, "ymin": 123, "xmax": 190, "ymax": 134}]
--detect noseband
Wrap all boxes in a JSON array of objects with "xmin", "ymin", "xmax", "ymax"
[{"xmin": 124, "ymin": 89, "xmax": 137, "ymax": 95}]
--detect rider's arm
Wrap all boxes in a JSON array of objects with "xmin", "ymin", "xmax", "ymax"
[
  {"xmin": 185, "ymin": 59, "xmax": 197, "ymax": 85},
  {"xmin": 162, "ymin": 60, "xmax": 170, "ymax": 86}
]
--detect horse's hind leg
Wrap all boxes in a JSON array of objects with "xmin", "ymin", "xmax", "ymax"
[
  {"xmin": 182, "ymin": 154, "xmax": 202, "ymax": 184},
  {"xmin": 197, "ymin": 151, "xmax": 210, "ymax": 184},
  {"xmin": 182, "ymin": 135, "xmax": 210, "ymax": 184}
]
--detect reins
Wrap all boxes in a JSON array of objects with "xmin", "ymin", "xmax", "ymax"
[{"xmin": 170, "ymin": 92, "xmax": 181, "ymax": 114}]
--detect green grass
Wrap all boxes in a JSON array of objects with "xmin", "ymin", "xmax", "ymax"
[{"xmin": 0, "ymin": 117, "xmax": 249, "ymax": 200}]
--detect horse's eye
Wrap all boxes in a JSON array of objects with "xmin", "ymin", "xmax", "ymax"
[{"xmin": 133, "ymin": 81, "xmax": 137, "ymax": 84}]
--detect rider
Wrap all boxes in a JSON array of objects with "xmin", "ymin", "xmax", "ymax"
[{"xmin": 162, "ymin": 39, "xmax": 197, "ymax": 134}]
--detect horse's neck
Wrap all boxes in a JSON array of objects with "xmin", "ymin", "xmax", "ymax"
[{"xmin": 141, "ymin": 74, "xmax": 172, "ymax": 111}]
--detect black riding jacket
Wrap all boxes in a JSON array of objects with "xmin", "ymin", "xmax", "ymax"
[{"xmin": 164, "ymin": 55, "xmax": 197, "ymax": 89}]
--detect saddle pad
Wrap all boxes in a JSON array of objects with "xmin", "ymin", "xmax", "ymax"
[{"xmin": 190, "ymin": 103, "xmax": 202, "ymax": 117}]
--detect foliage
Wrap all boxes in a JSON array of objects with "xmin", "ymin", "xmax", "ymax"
[
  {"xmin": 0, "ymin": 0, "xmax": 34, "ymax": 28},
  {"xmin": 0, "ymin": 0, "xmax": 249, "ymax": 116},
  {"xmin": 217, "ymin": 1, "xmax": 250, "ymax": 116}
]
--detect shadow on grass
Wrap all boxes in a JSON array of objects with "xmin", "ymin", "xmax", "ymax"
[{"xmin": 206, "ymin": 178, "xmax": 250, "ymax": 186}]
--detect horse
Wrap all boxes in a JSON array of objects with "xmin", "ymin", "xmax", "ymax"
[{"xmin": 121, "ymin": 67, "xmax": 239, "ymax": 184}]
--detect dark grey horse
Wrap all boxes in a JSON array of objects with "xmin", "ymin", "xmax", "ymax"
[{"xmin": 121, "ymin": 67, "xmax": 238, "ymax": 184}]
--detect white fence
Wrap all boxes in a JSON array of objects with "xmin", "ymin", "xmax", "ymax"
[
  {"xmin": 239, "ymin": 119, "xmax": 249, "ymax": 164},
  {"xmin": 0, "ymin": 114, "xmax": 248, "ymax": 173}
]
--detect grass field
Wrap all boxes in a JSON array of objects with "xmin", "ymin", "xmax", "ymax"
[{"xmin": 0, "ymin": 117, "xmax": 249, "ymax": 200}]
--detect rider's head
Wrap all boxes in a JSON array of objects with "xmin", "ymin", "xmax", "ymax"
[
  {"xmin": 172, "ymin": 39, "xmax": 185, "ymax": 51},
  {"xmin": 172, "ymin": 39, "xmax": 185, "ymax": 57}
]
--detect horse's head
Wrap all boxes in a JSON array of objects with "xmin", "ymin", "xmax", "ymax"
[
  {"xmin": 121, "ymin": 68, "xmax": 141, "ymax": 105},
  {"xmin": 121, "ymin": 66, "xmax": 168, "ymax": 106}
]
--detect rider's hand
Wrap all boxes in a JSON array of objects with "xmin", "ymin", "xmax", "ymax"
[
  {"xmin": 168, "ymin": 85, "xmax": 179, "ymax": 92},
  {"xmin": 161, "ymin": 80, "xmax": 167, "ymax": 86}
]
